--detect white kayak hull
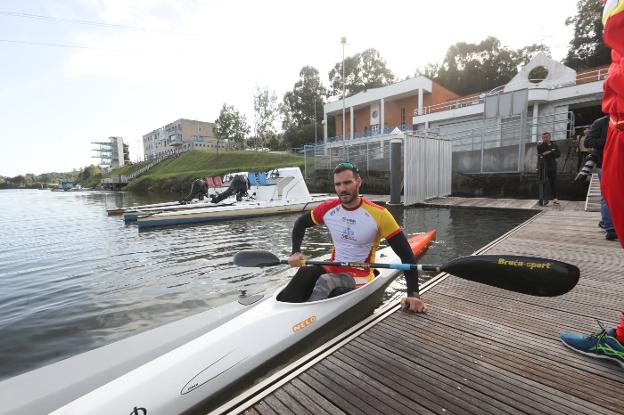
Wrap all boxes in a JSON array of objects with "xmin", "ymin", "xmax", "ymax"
[
  {"xmin": 51, "ymin": 232, "xmax": 435, "ymax": 415},
  {"xmin": 0, "ymin": 294, "xmax": 266, "ymax": 415}
]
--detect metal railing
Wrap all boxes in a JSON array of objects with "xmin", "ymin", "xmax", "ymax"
[
  {"xmin": 576, "ymin": 65, "xmax": 609, "ymax": 84},
  {"xmin": 325, "ymin": 124, "xmax": 412, "ymax": 144}
]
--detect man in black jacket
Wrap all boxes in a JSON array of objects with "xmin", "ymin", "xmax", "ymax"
[
  {"xmin": 180, "ymin": 178, "xmax": 209, "ymax": 204},
  {"xmin": 537, "ymin": 132, "xmax": 561, "ymax": 205},
  {"xmin": 585, "ymin": 115, "xmax": 617, "ymax": 240},
  {"xmin": 210, "ymin": 174, "xmax": 248, "ymax": 203}
]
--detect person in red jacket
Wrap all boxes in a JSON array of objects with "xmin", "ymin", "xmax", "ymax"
[
  {"xmin": 560, "ymin": 0, "xmax": 624, "ymax": 368},
  {"xmin": 601, "ymin": 0, "xmax": 624, "ymax": 247}
]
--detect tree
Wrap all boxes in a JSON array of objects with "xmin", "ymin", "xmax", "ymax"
[
  {"xmin": 283, "ymin": 123, "xmax": 318, "ymax": 150},
  {"xmin": 564, "ymin": 0, "xmax": 611, "ymax": 69},
  {"xmin": 77, "ymin": 165, "xmax": 101, "ymax": 183},
  {"xmin": 416, "ymin": 37, "xmax": 550, "ymax": 95},
  {"xmin": 214, "ymin": 103, "xmax": 250, "ymax": 151},
  {"xmin": 282, "ymin": 66, "xmax": 327, "ymax": 130},
  {"xmin": 253, "ymin": 87, "xmax": 279, "ymax": 148},
  {"xmin": 328, "ymin": 48, "xmax": 394, "ymax": 97}
]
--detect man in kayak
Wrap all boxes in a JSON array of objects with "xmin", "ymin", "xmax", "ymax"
[
  {"xmin": 211, "ymin": 174, "xmax": 249, "ymax": 203},
  {"xmin": 278, "ymin": 162, "xmax": 427, "ymax": 313},
  {"xmin": 179, "ymin": 177, "xmax": 209, "ymax": 204}
]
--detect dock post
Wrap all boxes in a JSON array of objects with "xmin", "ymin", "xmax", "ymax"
[{"xmin": 389, "ymin": 137, "xmax": 402, "ymax": 205}]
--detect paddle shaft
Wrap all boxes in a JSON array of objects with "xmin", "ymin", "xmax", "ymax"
[{"xmin": 281, "ymin": 259, "xmax": 441, "ymax": 273}]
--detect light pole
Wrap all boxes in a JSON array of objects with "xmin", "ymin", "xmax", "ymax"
[
  {"xmin": 341, "ymin": 36, "xmax": 347, "ymax": 160},
  {"xmin": 314, "ymin": 98, "xmax": 317, "ymax": 148}
]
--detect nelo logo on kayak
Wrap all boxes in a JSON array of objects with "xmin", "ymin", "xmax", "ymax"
[{"xmin": 292, "ymin": 316, "xmax": 316, "ymax": 332}]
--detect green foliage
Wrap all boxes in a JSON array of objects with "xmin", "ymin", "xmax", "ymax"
[
  {"xmin": 282, "ymin": 66, "xmax": 326, "ymax": 130},
  {"xmin": 214, "ymin": 103, "xmax": 250, "ymax": 149},
  {"xmin": 283, "ymin": 123, "xmax": 321, "ymax": 150},
  {"xmin": 564, "ymin": 0, "xmax": 611, "ymax": 69},
  {"xmin": 253, "ymin": 87, "xmax": 279, "ymax": 147},
  {"xmin": 328, "ymin": 48, "xmax": 394, "ymax": 97},
  {"xmin": 124, "ymin": 150, "xmax": 304, "ymax": 192},
  {"xmin": 0, "ymin": 170, "xmax": 81, "ymax": 189},
  {"xmin": 416, "ymin": 37, "xmax": 550, "ymax": 95}
]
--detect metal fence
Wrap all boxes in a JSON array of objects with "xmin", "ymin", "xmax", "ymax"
[
  {"xmin": 403, "ymin": 132, "xmax": 452, "ymax": 205},
  {"xmin": 302, "ymin": 139, "xmax": 395, "ymax": 179},
  {"xmin": 429, "ymin": 110, "xmax": 573, "ymax": 174}
]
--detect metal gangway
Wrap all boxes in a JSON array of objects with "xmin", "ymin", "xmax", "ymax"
[{"xmin": 585, "ymin": 173, "xmax": 601, "ymax": 212}]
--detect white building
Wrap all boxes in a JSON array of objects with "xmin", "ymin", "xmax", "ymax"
[
  {"xmin": 91, "ymin": 136, "xmax": 130, "ymax": 170},
  {"xmin": 143, "ymin": 118, "xmax": 222, "ymax": 160}
]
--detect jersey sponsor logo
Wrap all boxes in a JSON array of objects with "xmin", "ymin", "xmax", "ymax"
[
  {"xmin": 292, "ymin": 316, "xmax": 316, "ymax": 332},
  {"xmin": 340, "ymin": 226, "xmax": 356, "ymax": 241},
  {"xmin": 341, "ymin": 216, "xmax": 356, "ymax": 225}
]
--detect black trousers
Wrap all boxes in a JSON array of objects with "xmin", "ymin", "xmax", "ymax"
[
  {"xmin": 546, "ymin": 168, "xmax": 557, "ymax": 199},
  {"xmin": 212, "ymin": 181, "xmax": 247, "ymax": 203},
  {"xmin": 182, "ymin": 180, "xmax": 207, "ymax": 202},
  {"xmin": 276, "ymin": 266, "xmax": 325, "ymax": 303}
]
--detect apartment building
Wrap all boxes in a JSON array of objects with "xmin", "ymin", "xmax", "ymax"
[
  {"xmin": 143, "ymin": 118, "xmax": 221, "ymax": 160},
  {"xmin": 91, "ymin": 136, "xmax": 130, "ymax": 170}
]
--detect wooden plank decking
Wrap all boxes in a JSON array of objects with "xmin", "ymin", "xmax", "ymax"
[
  {"xmin": 423, "ymin": 197, "xmax": 586, "ymax": 211},
  {"xmin": 218, "ymin": 209, "xmax": 624, "ymax": 415}
]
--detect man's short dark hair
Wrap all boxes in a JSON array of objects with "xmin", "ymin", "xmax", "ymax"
[{"xmin": 333, "ymin": 162, "xmax": 360, "ymax": 178}]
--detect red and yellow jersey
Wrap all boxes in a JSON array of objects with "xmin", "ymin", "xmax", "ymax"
[
  {"xmin": 311, "ymin": 197, "xmax": 401, "ymax": 286},
  {"xmin": 602, "ymin": 0, "xmax": 624, "ymax": 116}
]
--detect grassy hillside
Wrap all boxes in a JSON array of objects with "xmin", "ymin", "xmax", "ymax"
[
  {"xmin": 125, "ymin": 151, "xmax": 304, "ymax": 193},
  {"xmin": 104, "ymin": 161, "xmax": 150, "ymax": 178}
]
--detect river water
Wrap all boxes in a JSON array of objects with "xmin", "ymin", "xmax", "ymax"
[{"xmin": 0, "ymin": 189, "xmax": 534, "ymax": 381}]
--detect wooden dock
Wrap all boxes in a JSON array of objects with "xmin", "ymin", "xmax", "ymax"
[
  {"xmin": 364, "ymin": 194, "xmax": 586, "ymax": 211},
  {"xmin": 423, "ymin": 196, "xmax": 586, "ymax": 211},
  {"xmin": 213, "ymin": 209, "xmax": 624, "ymax": 415}
]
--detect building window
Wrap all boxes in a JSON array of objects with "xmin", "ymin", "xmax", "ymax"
[{"xmin": 401, "ymin": 108, "xmax": 406, "ymax": 126}]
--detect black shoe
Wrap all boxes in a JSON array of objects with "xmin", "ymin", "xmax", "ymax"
[
  {"xmin": 599, "ymin": 221, "xmax": 606, "ymax": 229},
  {"xmin": 606, "ymin": 230, "xmax": 618, "ymax": 241}
]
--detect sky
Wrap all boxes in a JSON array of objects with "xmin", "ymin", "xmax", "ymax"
[{"xmin": 0, "ymin": 0, "xmax": 579, "ymax": 177}]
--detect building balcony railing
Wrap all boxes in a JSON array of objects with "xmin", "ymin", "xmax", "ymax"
[
  {"xmin": 416, "ymin": 66, "xmax": 609, "ymax": 117},
  {"xmin": 576, "ymin": 65, "xmax": 609, "ymax": 85},
  {"xmin": 418, "ymin": 93, "xmax": 483, "ymax": 116},
  {"xmin": 326, "ymin": 124, "xmax": 412, "ymax": 143}
]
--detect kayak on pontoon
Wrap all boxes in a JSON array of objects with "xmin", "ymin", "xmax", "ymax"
[{"xmin": 49, "ymin": 229, "xmax": 436, "ymax": 415}]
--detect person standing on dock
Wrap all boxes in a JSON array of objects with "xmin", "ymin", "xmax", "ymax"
[
  {"xmin": 210, "ymin": 174, "xmax": 249, "ymax": 204},
  {"xmin": 584, "ymin": 115, "xmax": 617, "ymax": 240},
  {"xmin": 179, "ymin": 178, "xmax": 209, "ymax": 204},
  {"xmin": 278, "ymin": 162, "xmax": 427, "ymax": 313},
  {"xmin": 537, "ymin": 132, "xmax": 561, "ymax": 205},
  {"xmin": 560, "ymin": 0, "xmax": 624, "ymax": 367}
]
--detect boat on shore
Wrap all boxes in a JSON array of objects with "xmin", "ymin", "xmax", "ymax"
[
  {"xmin": 1, "ymin": 230, "xmax": 435, "ymax": 415},
  {"xmin": 134, "ymin": 167, "xmax": 334, "ymax": 229}
]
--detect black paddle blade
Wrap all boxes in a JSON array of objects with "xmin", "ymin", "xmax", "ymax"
[
  {"xmin": 442, "ymin": 255, "xmax": 580, "ymax": 297},
  {"xmin": 233, "ymin": 250, "xmax": 281, "ymax": 267}
]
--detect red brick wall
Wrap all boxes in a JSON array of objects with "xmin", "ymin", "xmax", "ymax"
[{"xmin": 333, "ymin": 81, "xmax": 460, "ymax": 135}]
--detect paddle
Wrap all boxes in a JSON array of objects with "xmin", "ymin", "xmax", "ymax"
[{"xmin": 233, "ymin": 251, "xmax": 580, "ymax": 297}]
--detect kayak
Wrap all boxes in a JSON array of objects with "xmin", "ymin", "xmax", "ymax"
[
  {"xmin": 0, "ymin": 295, "xmax": 267, "ymax": 415},
  {"xmin": 50, "ymin": 229, "xmax": 436, "ymax": 414},
  {"xmin": 136, "ymin": 195, "xmax": 334, "ymax": 230}
]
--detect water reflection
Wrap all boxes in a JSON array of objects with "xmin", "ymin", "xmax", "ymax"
[{"xmin": 0, "ymin": 189, "xmax": 534, "ymax": 380}]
